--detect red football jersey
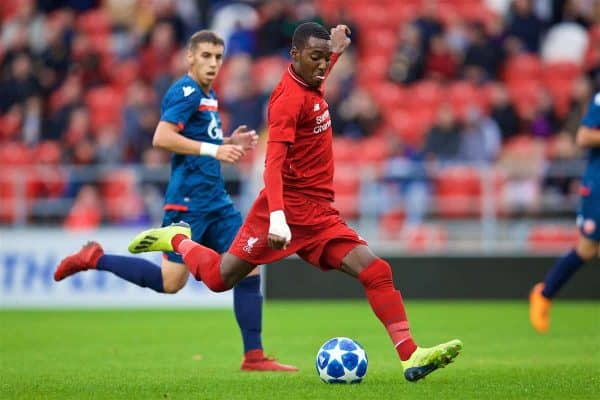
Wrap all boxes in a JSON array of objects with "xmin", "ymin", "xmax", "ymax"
[{"xmin": 266, "ymin": 54, "xmax": 339, "ymax": 203}]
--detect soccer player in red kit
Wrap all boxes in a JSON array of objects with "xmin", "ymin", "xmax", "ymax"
[{"xmin": 129, "ymin": 22, "xmax": 462, "ymax": 381}]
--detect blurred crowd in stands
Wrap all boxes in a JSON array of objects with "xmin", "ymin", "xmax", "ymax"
[{"xmin": 1, "ymin": 0, "xmax": 599, "ymax": 241}]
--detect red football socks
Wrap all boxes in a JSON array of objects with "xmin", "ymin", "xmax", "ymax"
[
  {"xmin": 358, "ymin": 258, "xmax": 417, "ymax": 361},
  {"xmin": 171, "ymin": 235, "xmax": 229, "ymax": 292}
]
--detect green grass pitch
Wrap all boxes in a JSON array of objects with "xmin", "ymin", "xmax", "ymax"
[{"xmin": 1, "ymin": 301, "xmax": 599, "ymax": 399}]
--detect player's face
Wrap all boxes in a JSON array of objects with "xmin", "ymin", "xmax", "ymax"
[
  {"xmin": 291, "ymin": 37, "xmax": 332, "ymax": 88},
  {"xmin": 187, "ymin": 42, "xmax": 224, "ymax": 90}
]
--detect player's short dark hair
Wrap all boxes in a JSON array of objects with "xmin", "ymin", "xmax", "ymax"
[
  {"xmin": 292, "ymin": 22, "xmax": 330, "ymax": 50},
  {"xmin": 187, "ymin": 30, "xmax": 224, "ymax": 51}
]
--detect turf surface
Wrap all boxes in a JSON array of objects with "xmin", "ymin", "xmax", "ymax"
[{"xmin": 1, "ymin": 301, "xmax": 599, "ymax": 399}]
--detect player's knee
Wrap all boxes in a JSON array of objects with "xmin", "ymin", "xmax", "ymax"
[
  {"xmin": 576, "ymin": 238, "xmax": 599, "ymax": 261},
  {"xmin": 357, "ymin": 258, "xmax": 393, "ymax": 290},
  {"xmin": 163, "ymin": 279, "xmax": 186, "ymax": 294}
]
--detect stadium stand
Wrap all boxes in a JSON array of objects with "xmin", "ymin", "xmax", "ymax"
[{"xmin": 2, "ymin": 0, "xmax": 599, "ymax": 251}]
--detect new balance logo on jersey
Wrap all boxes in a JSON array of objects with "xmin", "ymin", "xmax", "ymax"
[
  {"xmin": 182, "ymin": 86, "xmax": 196, "ymax": 97},
  {"xmin": 313, "ymin": 103, "xmax": 320, "ymax": 112},
  {"xmin": 243, "ymin": 237, "xmax": 259, "ymax": 253}
]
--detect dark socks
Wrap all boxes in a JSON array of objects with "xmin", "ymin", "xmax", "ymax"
[
  {"xmin": 234, "ymin": 275, "xmax": 263, "ymax": 353},
  {"xmin": 97, "ymin": 255, "xmax": 164, "ymax": 293},
  {"xmin": 542, "ymin": 249, "xmax": 584, "ymax": 299}
]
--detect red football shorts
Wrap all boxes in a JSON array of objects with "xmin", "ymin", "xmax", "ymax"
[{"xmin": 229, "ymin": 190, "xmax": 367, "ymax": 270}]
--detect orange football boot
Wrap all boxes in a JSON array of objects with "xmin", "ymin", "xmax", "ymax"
[{"xmin": 529, "ymin": 282, "xmax": 551, "ymax": 333}]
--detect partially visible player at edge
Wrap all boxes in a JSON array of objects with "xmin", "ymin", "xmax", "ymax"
[
  {"xmin": 53, "ymin": 30, "xmax": 297, "ymax": 371},
  {"xmin": 530, "ymin": 91, "xmax": 600, "ymax": 333},
  {"xmin": 128, "ymin": 22, "xmax": 462, "ymax": 382}
]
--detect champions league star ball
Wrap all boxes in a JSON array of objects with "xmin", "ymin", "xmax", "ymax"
[{"xmin": 315, "ymin": 337, "xmax": 368, "ymax": 383}]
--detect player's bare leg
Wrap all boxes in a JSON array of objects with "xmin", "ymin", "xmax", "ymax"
[
  {"xmin": 160, "ymin": 259, "xmax": 190, "ymax": 293},
  {"xmin": 336, "ymin": 244, "xmax": 462, "ymax": 382}
]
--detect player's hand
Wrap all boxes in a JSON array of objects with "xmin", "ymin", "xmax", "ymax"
[
  {"xmin": 216, "ymin": 144, "xmax": 245, "ymax": 163},
  {"xmin": 230, "ymin": 125, "xmax": 258, "ymax": 151},
  {"xmin": 268, "ymin": 210, "xmax": 291, "ymax": 250},
  {"xmin": 330, "ymin": 24, "xmax": 351, "ymax": 54}
]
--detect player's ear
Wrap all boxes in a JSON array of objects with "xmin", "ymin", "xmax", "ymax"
[
  {"xmin": 186, "ymin": 47, "xmax": 194, "ymax": 65},
  {"xmin": 290, "ymin": 46, "xmax": 299, "ymax": 62}
]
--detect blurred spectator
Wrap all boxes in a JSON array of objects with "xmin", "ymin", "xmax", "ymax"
[
  {"xmin": 462, "ymin": 22, "xmax": 501, "ymax": 82},
  {"xmin": 39, "ymin": 10, "xmax": 73, "ymax": 92},
  {"xmin": 47, "ymin": 72, "xmax": 84, "ymax": 140},
  {"xmin": 459, "ymin": 105, "xmax": 502, "ymax": 163},
  {"xmin": 221, "ymin": 55, "xmax": 267, "ymax": 136},
  {"xmin": 562, "ymin": 77, "xmax": 592, "ymax": 136},
  {"xmin": 95, "ymin": 124, "xmax": 124, "ymax": 165},
  {"xmin": 210, "ymin": 2, "xmax": 259, "ymax": 57},
  {"xmin": 498, "ymin": 137, "xmax": 544, "ymax": 216},
  {"xmin": 62, "ymin": 106, "xmax": 92, "ymax": 151},
  {"xmin": 69, "ymin": 33, "xmax": 104, "ymax": 87},
  {"xmin": 140, "ymin": 21, "xmax": 179, "ymax": 83},
  {"xmin": 337, "ymin": 88, "xmax": 381, "ymax": 139},
  {"xmin": 541, "ymin": 131, "xmax": 582, "ymax": 211},
  {"xmin": 422, "ymin": 104, "xmax": 462, "ymax": 163},
  {"xmin": 1, "ymin": 0, "xmax": 46, "ymax": 54},
  {"xmin": 541, "ymin": 22, "xmax": 588, "ymax": 63},
  {"xmin": 424, "ymin": 34, "xmax": 457, "ymax": 81},
  {"xmin": 489, "ymin": 83, "xmax": 520, "ymax": 142},
  {"xmin": 64, "ymin": 184, "xmax": 102, "ymax": 231},
  {"xmin": 411, "ymin": 0, "xmax": 443, "ymax": 53},
  {"xmin": 525, "ymin": 89, "xmax": 561, "ymax": 139},
  {"xmin": 388, "ymin": 24, "xmax": 424, "ymax": 85},
  {"xmin": 505, "ymin": 0, "xmax": 546, "ymax": 53},
  {"xmin": 256, "ymin": 0, "xmax": 292, "ymax": 57},
  {"xmin": 123, "ymin": 80, "xmax": 159, "ymax": 161},
  {"xmin": 380, "ymin": 137, "xmax": 429, "ymax": 226},
  {"xmin": 22, "ymin": 96, "xmax": 42, "ymax": 145},
  {"xmin": 0, "ymin": 52, "xmax": 41, "ymax": 113},
  {"xmin": 551, "ymin": 0, "xmax": 591, "ymax": 27}
]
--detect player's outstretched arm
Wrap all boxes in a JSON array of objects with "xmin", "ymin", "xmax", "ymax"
[
  {"xmin": 153, "ymin": 121, "xmax": 245, "ymax": 163},
  {"xmin": 575, "ymin": 126, "xmax": 600, "ymax": 148}
]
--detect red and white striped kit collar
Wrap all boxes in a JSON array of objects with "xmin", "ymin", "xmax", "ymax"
[{"xmin": 287, "ymin": 65, "xmax": 309, "ymax": 88}]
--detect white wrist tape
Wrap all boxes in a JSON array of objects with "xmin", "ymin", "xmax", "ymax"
[
  {"xmin": 269, "ymin": 210, "xmax": 291, "ymax": 242},
  {"xmin": 200, "ymin": 142, "xmax": 220, "ymax": 158}
]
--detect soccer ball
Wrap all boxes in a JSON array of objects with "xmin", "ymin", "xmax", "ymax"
[{"xmin": 315, "ymin": 337, "xmax": 368, "ymax": 383}]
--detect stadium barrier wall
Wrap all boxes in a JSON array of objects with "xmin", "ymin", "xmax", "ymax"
[
  {"xmin": 265, "ymin": 255, "xmax": 600, "ymax": 299},
  {"xmin": 0, "ymin": 229, "xmax": 232, "ymax": 308}
]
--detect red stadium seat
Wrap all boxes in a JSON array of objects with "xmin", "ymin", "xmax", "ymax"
[
  {"xmin": 333, "ymin": 138, "xmax": 359, "ymax": 162},
  {"xmin": 434, "ymin": 165, "xmax": 482, "ymax": 218},
  {"xmin": 445, "ymin": 81, "xmax": 484, "ymax": 120},
  {"xmin": 85, "ymin": 85, "xmax": 124, "ymax": 131},
  {"xmin": 0, "ymin": 142, "xmax": 31, "ymax": 166},
  {"xmin": 527, "ymin": 225, "xmax": 579, "ymax": 253},
  {"xmin": 356, "ymin": 136, "xmax": 390, "ymax": 163},
  {"xmin": 507, "ymin": 80, "xmax": 542, "ymax": 118},
  {"xmin": 76, "ymin": 9, "xmax": 111, "ymax": 35},
  {"xmin": 408, "ymin": 80, "xmax": 443, "ymax": 111},
  {"xmin": 379, "ymin": 208, "xmax": 406, "ymax": 239},
  {"xmin": 368, "ymin": 82, "xmax": 407, "ymax": 113},
  {"xmin": 402, "ymin": 224, "xmax": 448, "ymax": 252},
  {"xmin": 357, "ymin": 55, "xmax": 389, "ymax": 86},
  {"xmin": 502, "ymin": 54, "xmax": 542, "ymax": 84},
  {"xmin": 388, "ymin": 109, "xmax": 435, "ymax": 148},
  {"xmin": 332, "ymin": 194, "xmax": 360, "ymax": 219}
]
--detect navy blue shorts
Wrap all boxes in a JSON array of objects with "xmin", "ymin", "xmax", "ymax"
[
  {"xmin": 162, "ymin": 205, "xmax": 243, "ymax": 263},
  {"xmin": 577, "ymin": 178, "xmax": 600, "ymax": 242}
]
